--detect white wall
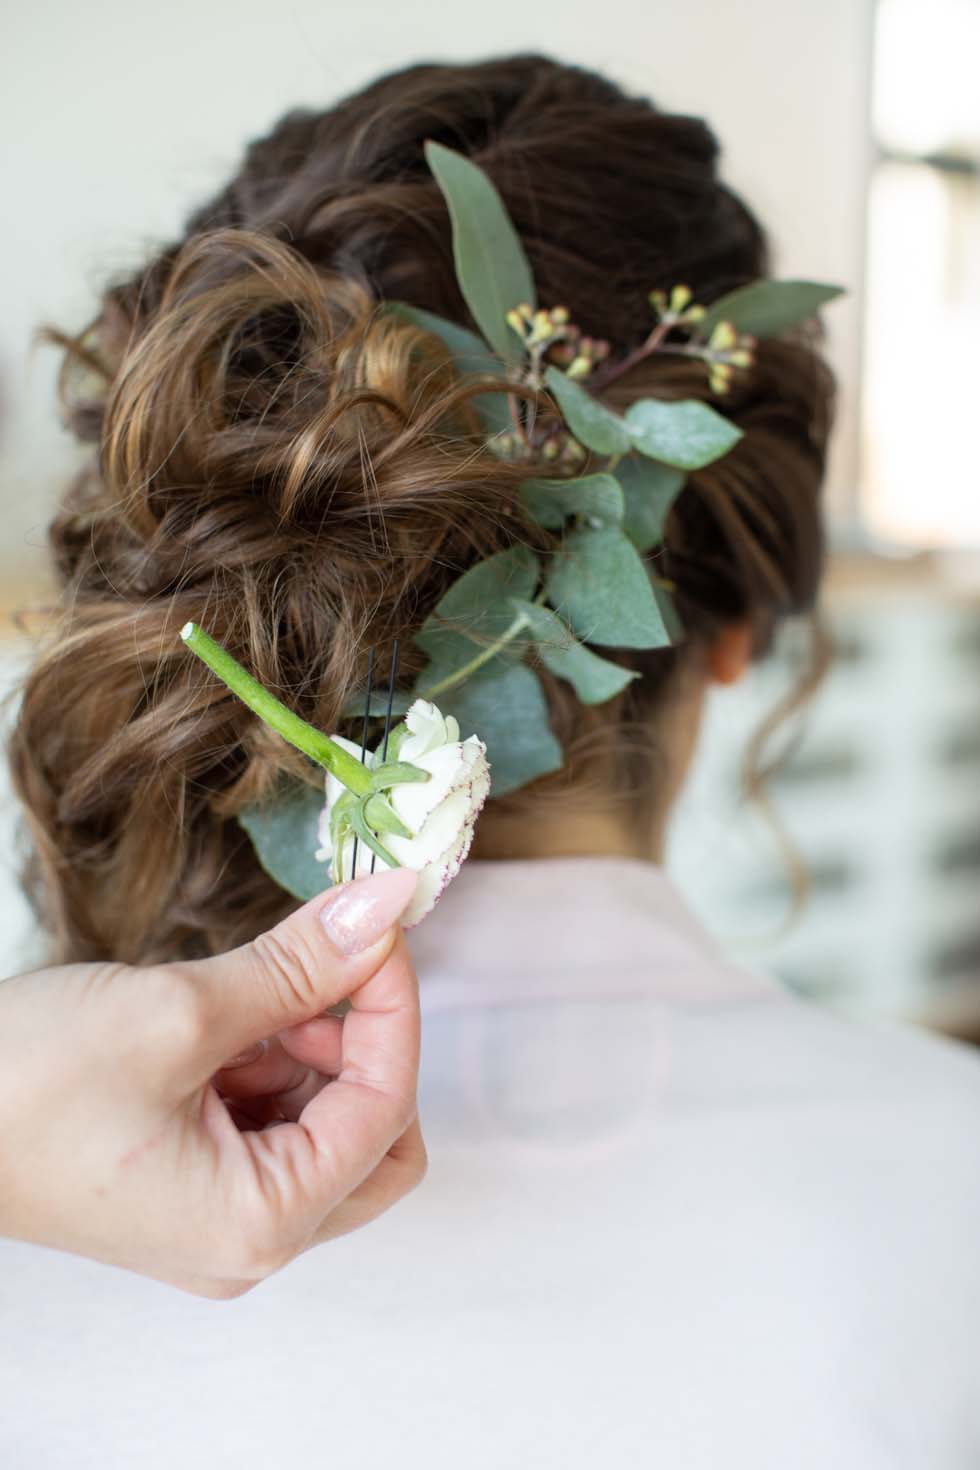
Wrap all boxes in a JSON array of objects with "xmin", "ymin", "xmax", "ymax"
[{"xmin": 1, "ymin": 0, "xmax": 874, "ymax": 590}]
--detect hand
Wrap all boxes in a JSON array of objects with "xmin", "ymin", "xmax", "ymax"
[{"xmin": 0, "ymin": 867, "xmax": 425, "ymax": 1298}]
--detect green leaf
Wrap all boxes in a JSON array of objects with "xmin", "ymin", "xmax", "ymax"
[
  {"xmin": 239, "ymin": 779, "xmax": 329, "ymax": 902},
  {"xmin": 543, "ymin": 365, "xmax": 632, "ymax": 456},
  {"xmin": 384, "ymin": 302, "xmax": 513, "ymax": 436},
  {"xmin": 615, "ymin": 456, "xmax": 685, "ymax": 552},
  {"xmin": 440, "ymin": 661, "xmax": 562, "ymax": 795},
  {"xmin": 545, "ymin": 526, "xmax": 671, "ymax": 650},
  {"xmin": 415, "ymin": 545, "xmax": 540, "ymax": 678},
  {"xmin": 362, "ymin": 792, "xmax": 413, "ymax": 840},
  {"xmin": 424, "ymin": 140, "xmax": 535, "ymax": 365},
  {"xmin": 510, "ymin": 598, "xmax": 638, "ymax": 703},
  {"xmin": 625, "ymin": 398, "xmax": 742, "ymax": 470},
  {"xmin": 340, "ymin": 687, "xmax": 414, "ymax": 720},
  {"xmin": 519, "ymin": 473, "xmax": 624, "ymax": 529},
  {"xmin": 698, "ymin": 279, "xmax": 845, "ymax": 339}
]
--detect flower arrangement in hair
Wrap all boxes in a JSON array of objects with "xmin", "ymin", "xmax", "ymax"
[{"xmin": 181, "ymin": 142, "xmax": 842, "ymax": 926}]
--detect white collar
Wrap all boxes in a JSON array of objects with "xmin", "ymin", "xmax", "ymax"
[{"xmin": 408, "ymin": 856, "xmax": 778, "ymax": 1012}]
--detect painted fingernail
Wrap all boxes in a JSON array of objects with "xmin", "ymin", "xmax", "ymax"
[
  {"xmin": 318, "ymin": 867, "xmax": 419, "ymax": 957},
  {"xmin": 222, "ymin": 1040, "xmax": 267, "ymax": 1068}
]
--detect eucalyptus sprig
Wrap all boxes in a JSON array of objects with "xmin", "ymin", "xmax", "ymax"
[{"xmin": 372, "ymin": 141, "xmax": 845, "ymax": 794}]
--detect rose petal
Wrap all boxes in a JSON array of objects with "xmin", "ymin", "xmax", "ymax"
[
  {"xmin": 401, "ymin": 799, "xmax": 486, "ymax": 926},
  {"xmin": 388, "ymin": 738, "xmax": 486, "ymax": 832},
  {"xmin": 332, "ymin": 832, "xmax": 397, "ymax": 883},
  {"xmin": 398, "ymin": 699, "xmax": 460, "ymax": 762},
  {"xmin": 384, "ymin": 785, "xmax": 475, "ymax": 868},
  {"xmin": 317, "ymin": 702, "xmax": 491, "ymax": 924}
]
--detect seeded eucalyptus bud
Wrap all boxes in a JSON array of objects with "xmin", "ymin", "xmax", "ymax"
[
  {"xmin": 551, "ymin": 306, "xmax": 570, "ymax": 324},
  {"xmin": 505, "ymin": 308, "xmax": 526, "ymax": 335},
  {"xmin": 709, "ymin": 321, "xmax": 737, "ymax": 352},
  {"xmin": 542, "ymin": 437, "xmax": 561, "ymax": 461},
  {"xmin": 684, "ymin": 304, "xmax": 707, "ymax": 323},
  {"xmin": 648, "ymin": 288, "xmax": 668, "ymax": 314},
  {"xmin": 708, "ymin": 364, "xmax": 733, "ymax": 395},
  {"xmin": 729, "ymin": 349, "xmax": 753, "ymax": 369},
  {"xmin": 518, "ymin": 302, "xmax": 535, "ymax": 323},
  {"xmin": 670, "ymin": 285, "xmax": 693, "ymax": 313},
  {"xmin": 566, "ymin": 356, "xmax": 592, "ymax": 380}
]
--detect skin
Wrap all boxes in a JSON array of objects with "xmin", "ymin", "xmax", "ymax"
[
  {"xmin": 475, "ymin": 625, "xmax": 753, "ymax": 863},
  {"xmin": 0, "ymin": 626, "xmax": 750, "ymax": 1299},
  {"xmin": 0, "ymin": 887, "xmax": 427, "ymax": 1299}
]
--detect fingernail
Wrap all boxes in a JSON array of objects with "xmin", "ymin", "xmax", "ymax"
[
  {"xmin": 319, "ymin": 867, "xmax": 419, "ymax": 957},
  {"xmin": 222, "ymin": 1041, "xmax": 267, "ymax": 1069}
]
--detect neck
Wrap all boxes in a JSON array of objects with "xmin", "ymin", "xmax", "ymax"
[
  {"xmin": 470, "ymin": 805, "xmax": 664, "ymax": 865},
  {"xmin": 470, "ymin": 667, "xmax": 707, "ymax": 868}
]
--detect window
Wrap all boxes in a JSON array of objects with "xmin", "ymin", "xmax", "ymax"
[{"xmin": 862, "ymin": 0, "xmax": 980, "ymax": 548}]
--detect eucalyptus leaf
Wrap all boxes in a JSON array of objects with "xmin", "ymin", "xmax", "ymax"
[
  {"xmin": 545, "ymin": 526, "xmax": 671, "ymax": 650},
  {"xmin": 698, "ymin": 279, "xmax": 845, "ymax": 339},
  {"xmin": 424, "ymin": 140, "xmax": 535, "ymax": 365},
  {"xmin": 625, "ymin": 398, "xmax": 742, "ymax": 470},
  {"xmin": 440, "ymin": 660, "xmax": 563, "ymax": 795},
  {"xmin": 615, "ymin": 456, "xmax": 685, "ymax": 552},
  {"xmin": 519, "ymin": 473, "xmax": 624, "ymax": 529},
  {"xmin": 340, "ymin": 687, "xmax": 414, "ymax": 720},
  {"xmin": 385, "ymin": 301, "xmax": 513, "ymax": 436},
  {"xmin": 510, "ymin": 598, "xmax": 638, "ymax": 703},
  {"xmin": 415, "ymin": 545, "xmax": 540, "ymax": 679},
  {"xmin": 239, "ymin": 779, "xmax": 329, "ymax": 902},
  {"xmin": 543, "ymin": 365, "xmax": 632, "ymax": 456}
]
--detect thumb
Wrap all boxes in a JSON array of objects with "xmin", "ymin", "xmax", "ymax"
[{"xmin": 180, "ymin": 867, "xmax": 419, "ymax": 1073}]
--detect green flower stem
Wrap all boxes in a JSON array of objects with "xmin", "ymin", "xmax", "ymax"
[
  {"xmin": 180, "ymin": 622, "xmax": 373, "ymax": 797},
  {"xmin": 420, "ymin": 609, "xmax": 531, "ymax": 701}
]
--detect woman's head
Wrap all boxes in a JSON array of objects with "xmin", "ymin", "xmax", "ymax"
[{"xmin": 10, "ymin": 53, "xmax": 835, "ymax": 963}]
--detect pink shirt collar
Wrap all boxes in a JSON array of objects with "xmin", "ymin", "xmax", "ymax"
[{"xmin": 408, "ymin": 856, "xmax": 778, "ymax": 1012}]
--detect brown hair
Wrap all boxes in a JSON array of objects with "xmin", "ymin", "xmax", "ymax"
[{"xmin": 9, "ymin": 54, "xmax": 835, "ymax": 964}]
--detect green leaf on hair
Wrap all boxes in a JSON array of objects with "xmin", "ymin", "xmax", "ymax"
[
  {"xmin": 545, "ymin": 526, "xmax": 671, "ymax": 649},
  {"xmin": 510, "ymin": 598, "xmax": 638, "ymax": 703},
  {"xmin": 615, "ymin": 456, "xmax": 685, "ymax": 552},
  {"xmin": 415, "ymin": 545, "xmax": 540, "ymax": 679},
  {"xmin": 339, "ymin": 687, "xmax": 414, "ymax": 720},
  {"xmin": 543, "ymin": 365, "xmax": 633, "ymax": 456},
  {"xmin": 384, "ymin": 301, "xmax": 513, "ymax": 437},
  {"xmin": 424, "ymin": 140, "xmax": 535, "ymax": 366},
  {"xmin": 439, "ymin": 660, "xmax": 562, "ymax": 795},
  {"xmin": 697, "ymin": 279, "xmax": 845, "ymax": 339},
  {"xmin": 239, "ymin": 778, "xmax": 329, "ymax": 902},
  {"xmin": 519, "ymin": 473, "xmax": 624, "ymax": 529},
  {"xmin": 625, "ymin": 398, "xmax": 742, "ymax": 470}
]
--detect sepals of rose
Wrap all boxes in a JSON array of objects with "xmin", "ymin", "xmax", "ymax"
[{"xmin": 315, "ymin": 699, "xmax": 491, "ymax": 927}]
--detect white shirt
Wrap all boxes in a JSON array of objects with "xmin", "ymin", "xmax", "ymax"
[{"xmin": 1, "ymin": 857, "xmax": 978, "ymax": 1468}]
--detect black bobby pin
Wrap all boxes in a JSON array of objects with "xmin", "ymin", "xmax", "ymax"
[
  {"xmin": 371, "ymin": 637, "xmax": 400, "ymax": 874},
  {"xmin": 350, "ymin": 646, "xmax": 375, "ymax": 881}
]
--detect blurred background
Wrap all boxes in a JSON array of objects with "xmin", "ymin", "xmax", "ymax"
[{"xmin": 1, "ymin": 0, "xmax": 977, "ymax": 1036}]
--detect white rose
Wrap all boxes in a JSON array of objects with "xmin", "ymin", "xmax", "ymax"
[{"xmin": 315, "ymin": 698, "xmax": 491, "ymax": 927}]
